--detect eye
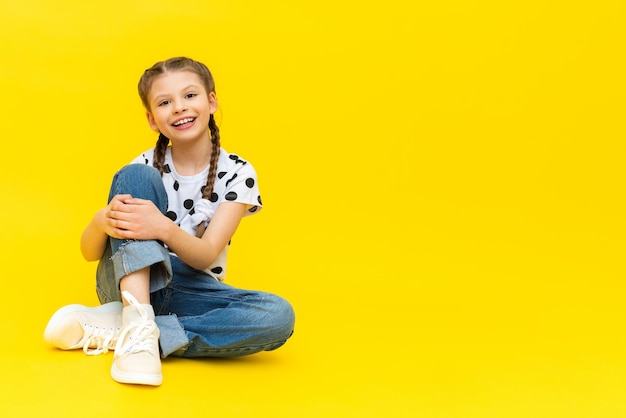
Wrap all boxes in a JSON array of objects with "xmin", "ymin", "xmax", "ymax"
[
  {"xmin": 158, "ymin": 99, "xmax": 171, "ymax": 107},
  {"xmin": 185, "ymin": 93, "xmax": 197, "ymax": 99}
]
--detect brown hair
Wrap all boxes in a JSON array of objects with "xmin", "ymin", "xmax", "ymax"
[{"xmin": 138, "ymin": 57, "xmax": 220, "ymax": 237}]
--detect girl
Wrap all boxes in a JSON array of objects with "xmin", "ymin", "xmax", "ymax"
[{"xmin": 43, "ymin": 57, "xmax": 295, "ymax": 386}]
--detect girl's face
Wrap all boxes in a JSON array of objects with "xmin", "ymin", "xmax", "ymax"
[{"xmin": 145, "ymin": 70, "xmax": 217, "ymax": 145}]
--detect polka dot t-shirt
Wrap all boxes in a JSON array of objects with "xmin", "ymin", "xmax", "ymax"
[{"xmin": 131, "ymin": 146, "xmax": 263, "ymax": 281}]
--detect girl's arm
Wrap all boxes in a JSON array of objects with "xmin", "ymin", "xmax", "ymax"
[
  {"xmin": 80, "ymin": 210, "xmax": 108, "ymax": 261},
  {"xmin": 80, "ymin": 194, "xmax": 135, "ymax": 262},
  {"xmin": 104, "ymin": 196, "xmax": 247, "ymax": 271},
  {"xmin": 163, "ymin": 201, "xmax": 247, "ymax": 270}
]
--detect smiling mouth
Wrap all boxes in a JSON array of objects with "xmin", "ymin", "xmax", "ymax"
[{"xmin": 172, "ymin": 117, "xmax": 196, "ymax": 127}]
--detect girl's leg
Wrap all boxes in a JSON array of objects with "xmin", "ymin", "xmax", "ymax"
[
  {"xmin": 95, "ymin": 164, "xmax": 169, "ymax": 386},
  {"xmin": 120, "ymin": 267, "xmax": 151, "ymax": 304},
  {"xmin": 96, "ymin": 164, "xmax": 172, "ymax": 304},
  {"xmin": 151, "ymin": 256, "xmax": 295, "ymax": 358}
]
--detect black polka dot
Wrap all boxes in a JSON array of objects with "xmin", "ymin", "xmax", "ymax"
[
  {"xmin": 211, "ymin": 266, "xmax": 223, "ymax": 274},
  {"xmin": 229, "ymin": 154, "xmax": 247, "ymax": 165},
  {"xmin": 210, "ymin": 192, "xmax": 218, "ymax": 202},
  {"xmin": 257, "ymin": 195, "xmax": 262, "ymax": 205},
  {"xmin": 200, "ymin": 185, "xmax": 206, "ymax": 194},
  {"xmin": 173, "ymin": 180, "xmax": 179, "ymax": 191},
  {"xmin": 183, "ymin": 199, "xmax": 194, "ymax": 210},
  {"xmin": 226, "ymin": 174, "xmax": 237, "ymax": 187},
  {"xmin": 245, "ymin": 178, "xmax": 255, "ymax": 188},
  {"xmin": 217, "ymin": 171, "xmax": 227, "ymax": 179},
  {"xmin": 166, "ymin": 211, "xmax": 177, "ymax": 221},
  {"xmin": 163, "ymin": 164, "xmax": 171, "ymax": 174},
  {"xmin": 144, "ymin": 158, "xmax": 149, "ymax": 165},
  {"xmin": 225, "ymin": 192, "xmax": 238, "ymax": 201}
]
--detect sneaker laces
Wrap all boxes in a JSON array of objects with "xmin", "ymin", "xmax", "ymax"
[
  {"xmin": 114, "ymin": 291, "xmax": 158, "ymax": 356},
  {"xmin": 80, "ymin": 322, "xmax": 121, "ymax": 356}
]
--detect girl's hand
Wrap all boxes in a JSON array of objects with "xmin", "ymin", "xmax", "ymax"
[{"xmin": 103, "ymin": 194, "xmax": 170, "ymax": 241}]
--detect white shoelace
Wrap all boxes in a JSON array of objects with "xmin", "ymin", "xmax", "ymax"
[
  {"xmin": 114, "ymin": 291, "xmax": 157, "ymax": 356},
  {"xmin": 80, "ymin": 323, "xmax": 121, "ymax": 356},
  {"xmin": 114, "ymin": 319, "xmax": 158, "ymax": 355}
]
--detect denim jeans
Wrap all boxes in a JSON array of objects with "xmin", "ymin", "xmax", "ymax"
[{"xmin": 95, "ymin": 164, "xmax": 295, "ymax": 358}]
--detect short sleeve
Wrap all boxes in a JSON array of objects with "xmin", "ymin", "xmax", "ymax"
[
  {"xmin": 214, "ymin": 154, "xmax": 263, "ymax": 216},
  {"xmin": 130, "ymin": 149, "xmax": 154, "ymax": 166}
]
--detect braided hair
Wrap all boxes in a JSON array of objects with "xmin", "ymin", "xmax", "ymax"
[{"xmin": 138, "ymin": 57, "xmax": 221, "ymax": 237}]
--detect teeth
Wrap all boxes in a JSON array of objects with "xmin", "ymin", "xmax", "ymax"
[{"xmin": 174, "ymin": 118, "xmax": 194, "ymax": 126}]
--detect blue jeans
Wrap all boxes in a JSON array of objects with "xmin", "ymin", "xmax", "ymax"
[{"xmin": 95, "ymin": 164, "xmax": 295, "ymax": 358}]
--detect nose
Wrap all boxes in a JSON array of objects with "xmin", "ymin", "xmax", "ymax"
[{"xmin": 173, "ymin": 100, "xmax": 188, "ymax": 113}]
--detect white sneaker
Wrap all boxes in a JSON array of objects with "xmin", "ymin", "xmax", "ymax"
[
  {"xmin": 110, "ymin": 291, "xmax": 162, "ymax": 386},
  {"xmin": 43, "ymin": 302, "xmax": 123, "ymax": 355}
]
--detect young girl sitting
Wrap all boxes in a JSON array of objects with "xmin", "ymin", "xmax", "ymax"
[{"xmin": 44, "ymin": 57, "xmax": 295, "ymax": 386}]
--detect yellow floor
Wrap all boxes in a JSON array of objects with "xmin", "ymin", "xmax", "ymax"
[
  {"xmin": 3, "ymin": 227, "xmax": 626, "ymax": 417},
  {"xmin": 1, "ymin": 1, "xmax": 626, "ymax": 417}
]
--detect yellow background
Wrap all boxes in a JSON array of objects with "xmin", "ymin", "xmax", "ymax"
[{"xmin": 0, "ymin": 0, "xmax": 624, "ymax": 416}]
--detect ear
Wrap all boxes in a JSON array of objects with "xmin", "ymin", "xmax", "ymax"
[
  {"xmin": 146, "ymin": 111, "xmax": 159, "ymax": 132},
  {"xmin": 208, "ymin": 92, "xmax": 218, "ymax": 114}
]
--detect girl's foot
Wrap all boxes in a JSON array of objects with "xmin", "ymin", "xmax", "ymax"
[
  {"xmin": 44, "ymin": 302, "xmax": 123, "ymax": 355},
  {"xmin": 110, "ymin": 291, "xmax": 162, "ymax": 386}
]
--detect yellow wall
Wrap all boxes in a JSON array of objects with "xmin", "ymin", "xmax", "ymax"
[{"xmin": 0, "ymin": 1, "xmax": 625, "ymax": 417}]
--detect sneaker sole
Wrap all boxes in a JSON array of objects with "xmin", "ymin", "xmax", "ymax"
[
  {"xmin": 110, "ymin": 364, "xmax": 163, "ymax": 386},
  {"xmin": 43, "ymin": 302, "xmax": 123, "ymax": 348}
]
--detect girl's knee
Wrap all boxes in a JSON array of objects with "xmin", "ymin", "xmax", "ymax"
[
  {"xmin": 266, "ymin": 294, "xmax": 295, "ymax": 338},
  {"xmin": 110, "ymin": 164, "xmax": 167, "ymax": 210},
  {"xmin": 116, "ymin": 164, "xmax": 161, "ymax": 183}
]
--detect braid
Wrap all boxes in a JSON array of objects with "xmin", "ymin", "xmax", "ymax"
[
  {"xmin": 153, "ymin": 133, "xmax": 169, "ymax": 175},
  {"xmin": 196, "ymin": 114, "xmax": 221, "ymax": 238},
  {"xmin": 203, "ymin": 114, "xmax": 221, "ymax": 200}
]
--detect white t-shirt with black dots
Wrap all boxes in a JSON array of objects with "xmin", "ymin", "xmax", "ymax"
[{"xmin": 131, "ymin": 146, "xmax": 262, "ymax": 281}]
